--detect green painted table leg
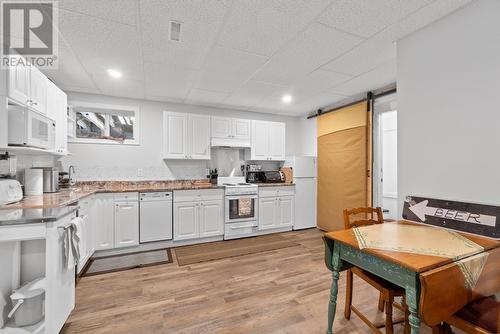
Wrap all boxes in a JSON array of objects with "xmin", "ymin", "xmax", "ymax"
[
  {"xmin": 326, "ymin": 242, "xmax": 341, "ymax": 334},
  {"xmin": 406, "ymin": 285, "xmax": 421, "ymax": 334}
]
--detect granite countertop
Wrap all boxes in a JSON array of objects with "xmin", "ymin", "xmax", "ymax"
[{"xmin": 256, "ymin": 183, "xmax": 295, "ymax": 187}]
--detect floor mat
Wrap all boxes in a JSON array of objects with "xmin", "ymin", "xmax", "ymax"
[
  {"xmin": 82, "ymin": 249, "xmax": 172, "ymax": 276},
  {"xmin": 175, "ymin": 234, "xmax": 299, "ymax": 266}
]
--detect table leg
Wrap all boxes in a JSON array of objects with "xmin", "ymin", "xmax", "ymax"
[
  {"xmin": 405, "ymin": 286, "xmax": 421, "ymax": 334},
  {"xmin": 326, "ymin": 243, "xmax": 341, "ymax": 334}
]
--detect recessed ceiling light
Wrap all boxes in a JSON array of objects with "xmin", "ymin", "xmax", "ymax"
[
  {"xmin": 282, "ymin": 94, "xmax": 293, "ymax": 104},
  {"xmin": 107, "ymin": 69, "xmax": 122, "ymax": 79}
]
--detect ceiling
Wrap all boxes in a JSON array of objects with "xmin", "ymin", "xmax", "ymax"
[{"xmin": 44, "ymin": 0, "xmax": 473, "ymax": 116}]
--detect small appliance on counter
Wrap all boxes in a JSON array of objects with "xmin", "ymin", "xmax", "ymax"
[
  {"xmin": 24, "ymin": 168, "xmax": 44, "ymax": 196},
  {"xmin": 0, "ymin": 152, "xmax": 17, "ymax": 177},
  {"xmin": 33, "ymin": 167, "xmax": 59, "ymax": 193},
  {"xmin": 246, "ymin": 170, "xmax": 284, "ymax": 183},
  {"xmin": 0, "ymin": 179, "xmax": 23, "ymax": 205}
]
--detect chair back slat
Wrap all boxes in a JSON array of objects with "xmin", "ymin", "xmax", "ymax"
[{"xmin": 343, "ymin": 207, "xmax": 384, "ymax": 229}]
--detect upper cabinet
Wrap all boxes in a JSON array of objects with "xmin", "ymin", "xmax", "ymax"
[
  {"xmin": 8, "ymin": 60, "xmax": 47, "ymax": 114},
  {"xmin": 211, "ymin": 116, "xmax": 251, "ymax": 147},
  {"xmin": 163, "ymin": 111, "xmax": 211, "ymax": 160},
  {"xmin": 46, "ymin": 79, "xmax": 68, "ymax": 154},
  {"xmin": 250, "ymin": 120, "xmax": 285, "ymax": 161}
]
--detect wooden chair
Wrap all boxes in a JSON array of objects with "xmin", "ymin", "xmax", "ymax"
[
  {"xmin": 343, "ymin": 207, "xmax": 410, "ymax": 334},
  {"xmin": 432, "ymin": 296, "xmax": 499, "ymax": 334}
]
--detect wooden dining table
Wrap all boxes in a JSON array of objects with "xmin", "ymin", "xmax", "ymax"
[{"xmin": 323, "ymin": 220, "xmax": 500, "ymax": 334}]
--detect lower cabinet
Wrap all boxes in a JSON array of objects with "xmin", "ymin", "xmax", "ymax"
[
  {"xmin": 94, "ymin": 193, "xmax": 115, "ymax": 250},
  {"xmin": 93, "ymin": 192, "xmax": 139, "ymax": 251},
  {"xmin": 114, "ymin": 201, "xmax": 139, "ymax": 248},
  {"xmin": 258, "ymin": 187, "xmax": 295, "ymax": 231},
  {"xmin": 173, "ymin": 189, "xmax": 224, "ymax": 241}
]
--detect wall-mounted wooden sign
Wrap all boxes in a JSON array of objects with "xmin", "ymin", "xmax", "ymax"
[{"xmin": 402, "ymin": 196, "xmax": 500, "ymax": 239}]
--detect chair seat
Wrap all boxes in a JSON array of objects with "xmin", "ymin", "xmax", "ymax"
[
  {"xmin": 351, "ymin": 267, "xmax": 405, "ymax": 296},
  {"xmin": 454, "ymin": 296, "xmax": 499, "ymax": 333}
]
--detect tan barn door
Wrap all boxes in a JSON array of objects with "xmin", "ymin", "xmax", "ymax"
[{"xmin": 317, "ymin": 101, "xmax": 372, "ymax": 231}]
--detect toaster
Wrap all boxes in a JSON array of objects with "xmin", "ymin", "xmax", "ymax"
[{"xmin": 0, "ymin": 179, "xmax": 23, "ymax": 205}]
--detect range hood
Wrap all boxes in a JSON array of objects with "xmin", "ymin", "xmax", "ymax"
[{"xmin": 211, "ymin": 137, "xmax": 251, "ymax": 148}]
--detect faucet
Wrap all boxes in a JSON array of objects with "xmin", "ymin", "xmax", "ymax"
[{"xmin": 68, "ymin": 165, "xmax": 76, "ymax": 186}]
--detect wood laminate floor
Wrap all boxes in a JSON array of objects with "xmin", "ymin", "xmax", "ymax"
[{"xmin": 63, "ymin": 229, "xmax": 433, "ymax": 334}]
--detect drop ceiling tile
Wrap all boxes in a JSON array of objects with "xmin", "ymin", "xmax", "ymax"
[
  {"xmin": 59, "ymin": 85, "xmax": 101, "ymax": 95},
  {"xmin": 59, "ymin": 9, "xmax": 143, "ymax": 80},
  {"xmin": 59, "ymin": 0, "xmax": 138, "ymax": 26},
  {"xmin": 289, "ymin": 69, "xmax": 352, "ymax": 94},
  {"xmin": 251, "ymin": 23, "xmax": 362, "ymax": 85},
  {"xmin": 224, "ymin": 80, "xmax": 285, "ymax": 108},
  {"xmin": 321, "ymin": 31, "xmax": 396, "ymax": 76},
  {"xmin": 317, "ymin": 0, "xmax": 433, "ymax": 38},
  {"xmin": 185, "ymin": 89, "xmax": 229, "ymax": 105},
  {"xmin": 140, "ymin": 0, "xmax": 231, "ymax": 68},
  {"xmin": 218, "ymin": 0, "xmax": 334, "ymax": 56},
  {"xmin": 193, "ymin": 71, "xmax": 251, "ymax": 93},
  {"xmin": 42, "ymin": 45, "xmax": 97, "ymax": 91},
  {"xmin": 92, "ymin": 75, "xmax": 145, "ymax": 100},
  {"xmin": 203, "ymin": 46, "xmax": 268, "ymax": 76},
  {"xmin": 144, "ymin": 62, "xmax": 198, "ymax": 100},
  {"xmin": 330, "ymin": 60, "xmax": 396, "ymax": 97}
]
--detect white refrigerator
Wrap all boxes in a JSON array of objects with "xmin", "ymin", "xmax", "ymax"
[{"xmin": 283, "ymin": 156, "xmax": 317, "ymax": 230}]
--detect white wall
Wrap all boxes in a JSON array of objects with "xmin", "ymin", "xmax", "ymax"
[
  {"xmin": 397, "ymin": 0, "xmax": 500, "ymax": 216},
  {"xmin": 60, "ymin": 92, "xmax": 300, "ymax": 180}
]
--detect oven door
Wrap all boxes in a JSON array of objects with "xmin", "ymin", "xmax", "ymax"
[{"xmin": 225, "ymin": 194, "xmax": 258, "ymax": 223}]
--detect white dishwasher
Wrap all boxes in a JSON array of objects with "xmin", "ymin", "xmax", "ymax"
[{"xmin": 139, "ymin": 192, "xmax": 173, "ymax": 243}]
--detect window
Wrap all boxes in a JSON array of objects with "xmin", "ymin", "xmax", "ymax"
[{"xmin": 69, "ymin": 102, "xmax": 140, "ymax": 145}]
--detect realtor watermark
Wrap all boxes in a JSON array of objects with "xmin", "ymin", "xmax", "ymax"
[{"xmin": 1, "ymin": 0, "xmax": 58, "ymax": 69}]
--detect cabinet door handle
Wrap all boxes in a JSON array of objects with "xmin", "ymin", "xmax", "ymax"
[{"xmin": 32, "ymin": 101, "xmax": 38, "ymax": 106}]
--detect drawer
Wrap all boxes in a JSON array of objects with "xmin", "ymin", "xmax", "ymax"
[
  {"xmin": 173, "ymin": 189, "xmax": 224, "ymax": 203},
  {"xmin": 259, "ymin": 186, "xmax": 295, "ymax": 198},
  {"xmin": 114, "ymin": 192, "xmax": 139, "ymax": 202}
]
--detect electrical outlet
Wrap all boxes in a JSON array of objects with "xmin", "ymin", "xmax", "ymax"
[{"xmin": 137, "ymin": 168, "xmax": 144, "ymax": 177}]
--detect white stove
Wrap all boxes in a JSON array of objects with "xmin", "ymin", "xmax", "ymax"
[{"xmin": 218, "ymin": 177, "xmax": 259, "ymax": 239}]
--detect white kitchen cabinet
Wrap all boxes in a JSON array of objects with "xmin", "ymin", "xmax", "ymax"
[
  {"xmin": 8, "ymin": 57, "xmax": 30, "ymax": 105},
  {"xmin": 199, "ymin": 200, "xmax": 224, "ymax": 238},
  {"xmin": 46, "ymin": 79, "xmax": 68, "ymax": 154},
  {"xmin": 258, "ymin": 187, "xmax": 295, "ymax": 230},
  {"xmin": 163, "ymin": 111, "xmax": 210, "ymax": 159},
  {"xmin": 258, "ymin": 197, "xmax": 278, "ymax": 230},
  {"xmin": 173, "ymin": 202, "xmax": 199, "ymax": 241},
  {"xmin": 28, "ymin": 66, "xmax": 47, "ymax": 114},
  {"xmin": 114, "ymin": 200, "xmax": 139, "ymax": 248},
  {"xmin": 211, "ymin": 117, "xmax": 251, "ymax": 140},
  {"xmin": 189, "ymin": 114, "xmax": 211, "ymax": 159},
  {"xmin": 94, "ymin": 193, "xmax": 114, "ymax": 250},
  {"xmin": 250, "ymin": 120, "xmax": 285, "ymax": 161},
  {"xmin": 278, "ymin": 196, "xmax": 294, "ymax": 227}
]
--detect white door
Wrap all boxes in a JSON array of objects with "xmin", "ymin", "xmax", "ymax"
[
  {"xmin": 114, "ymin": 201, "xmax": 139, "ymax": 248},
  {"xmin": 258, "ymin": 197, "xmax": 277, "ymax": 230},
  {"xmin": 46, "ymin": 81, "xmax": 68, "ymax": 154},
  {"xmin": 199, "ymin": 200, "xmax": 223, "ymax": 237},
  {"xmin": 29, "ymin": 66, "xmax": 47, "ymax": 114},
  {"xmin": 173, "ymin": 202, "xmax": 199, "ymax": 240},
  {"xmin": 45, "ymin": 215, "xmax": 75, "ymax": 334},
  {"xmin": 94, "ymin": 194, "xmax": 114, "ymax": 250},
  {"xmin": 8, "ymin": 57, "xmax": 30, "ymax": 105},
  {"xmin": 268, "ymin": 122, "xmax": 286, "ymax": 161},
  {"xmin": 189, "ymin": 114, "xmax": 211, "ymax": 159},
  {"xmin": 251, "ymin": 120, "xmax": 269, "ymax": 160},
  {"xmin": 293, "ymin": 178, "xmax": 316, "ymax": 229},
  {"xmin": 163, "ymin": 112, "xmax": 187, "ymax": 159},
  {"xmin": 211, "ymin": 116, "xmax": 231, "ymax": 138},
  {"xmin": 278, "ymin": 196, "xmax": 294, "ymax": 227},
  {"xmin": 233, "ymin": 119, "xmax": 251, "ymax": 140}
]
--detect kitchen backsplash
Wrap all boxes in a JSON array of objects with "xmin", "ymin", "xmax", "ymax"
[{"xmin": 58, "ymin": 148, "xmax": 280, "ymax": 182}]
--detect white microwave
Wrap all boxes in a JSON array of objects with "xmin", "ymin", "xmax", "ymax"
[{"xmin": 8, "ymin": 107, "xmax": 56, "ymax": 149}]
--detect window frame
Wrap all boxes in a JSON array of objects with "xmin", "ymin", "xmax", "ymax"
[{"xmin": 68, "ymin": 101, "xmax": 140, "ymax": 145}]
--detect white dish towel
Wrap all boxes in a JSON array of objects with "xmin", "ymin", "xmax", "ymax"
[{"xmin": 62, "ymin": 217, "xmax": 82, "ymax": 269}]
